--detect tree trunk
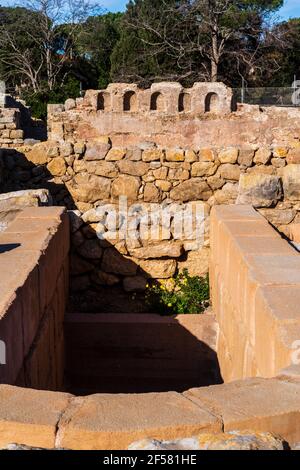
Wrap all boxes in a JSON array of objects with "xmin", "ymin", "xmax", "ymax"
[
  {"xmin": 211, "ymin": 32, "xmax": 219, "ymax": 82},
  {"xmin": 211, "ymin": 60, "xmax": 218, "ymax": 82}
]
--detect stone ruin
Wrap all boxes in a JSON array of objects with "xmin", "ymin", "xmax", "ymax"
[{"xmin": 0, "ymin": 82, "xmax": 300, "ymax": 450}]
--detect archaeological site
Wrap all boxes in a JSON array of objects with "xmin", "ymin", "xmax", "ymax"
[{"xmin": 1, "ymin": 81, "xmax": 300, "ymax": 451}]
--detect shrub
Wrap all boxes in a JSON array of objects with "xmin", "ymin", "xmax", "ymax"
[{"xmin": 145, "ymin": 269, "xmax": 210, "ymax": 315}]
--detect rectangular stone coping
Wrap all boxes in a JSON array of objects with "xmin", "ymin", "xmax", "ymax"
[
  {"xmin": 184, "ymin": 377, "xmax": 300, "ymax": 445},
  {"xmin": 64, "ymin": 312, "xmax": 215, "ymax": 325},
  {"xmin": 211, "ymin": 205, "xmax": 300, "ymax": 372},
  {"xmin": 0, "ymin": 207, "xmax": 67, "ymax": 320},
  {"xmin": 0, "ymin": 378, "xmax": 300, "ymax": 450}
]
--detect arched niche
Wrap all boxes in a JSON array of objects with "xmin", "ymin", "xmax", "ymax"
[
  {"xmin": 205, "ymin": 92, "xmax": 219, "ymax": 113},
  {"xmin": 123, "ymin": 90, "xmax": 137, "ymax": 112},
  {"xmin": 98, "ymin": 92, "xmax": 110, "ymax": 111},
  {"xmin": 150, "ymin": 92, "xmax": 165, "ymax": 111},
  {"xmin": 178, "ymin": 92, "xmax": 191, "ymax": 112}
]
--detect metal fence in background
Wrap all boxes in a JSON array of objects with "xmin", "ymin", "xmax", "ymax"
[{"xmin": 233, "ymin": 87, "xmax": 300, "ymax": 107}]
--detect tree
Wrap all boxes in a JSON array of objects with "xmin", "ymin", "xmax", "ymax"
[
  {"xmin": 79, "ymin": 13, "xmax": 122, "ymax": 88},
  {"xmin": 112, "ymin": 0, "xmax": 284, "ymax": 84},
  {"xmin": 0, "ymin": 0, "xmax": 102, "ymax": 93},
  {"xmin": 0, "ymin": 7, "xmax": 43, "ymax": 92}
]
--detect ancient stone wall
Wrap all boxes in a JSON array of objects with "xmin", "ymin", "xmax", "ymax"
[
  {"xmin": 2, "ymin": 140, "xmax": 300, "ymax": 309},
  {"xmin": 48, "ymin": 82, "xmax": 300, "ymax": 148},
  {"xmin": 0, "ymin": 207, "xmax": 69, "ymax": 390},
  {"xmin": 0, "ymin": 108, "xmax": 24, "ymax": 147},
  {"xmin": 210, "ymin": 205, "xmax": 300, "ymax": 382}
]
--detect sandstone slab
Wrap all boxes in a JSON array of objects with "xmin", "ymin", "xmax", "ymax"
[{"xmin": 58, "ymin": 392, "xmax": 219, "ymax": 450}]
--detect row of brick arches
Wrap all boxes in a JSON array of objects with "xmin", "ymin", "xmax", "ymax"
[{"xmin": 98, "ymin": 90, "xmax": 220, "ymax": 113}]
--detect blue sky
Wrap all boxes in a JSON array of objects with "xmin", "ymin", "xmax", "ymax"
[{"xmin": 1, "ymin": 0, "xmax": 300, "ymax": 20}]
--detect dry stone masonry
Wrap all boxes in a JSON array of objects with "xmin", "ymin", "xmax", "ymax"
[{"xmin": 1, "ymin": 83, "xmax": 300, "ymax": 449}]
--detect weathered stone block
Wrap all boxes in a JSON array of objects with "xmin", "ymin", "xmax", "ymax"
[
  {"xmin": 254, "ymin": 148, "xmax": 272, "ymax": 165},
  {"xmin": 218, "ymin": 164, "xmax": 240, "ymax": 181},
  {"xmin": 117, "ymin": 160, "xmax": 148, "ymax": 176},
  {"xmin": 142, "ymin": 149, "xmax": 163, "ymax": 162},
  {"xmin": 67, "ymin": 174, "xmax": 111, "ymax": 203},
  {"xmin": 58, "ymin": 392, "xmax": 219, "ymax": 450},
  {"xmin": 170, "ymin": 179, "xmax": 212, "ymax": 202},
  {"xmin": 191, "ymin": 162, "xmax": 218, "ymax": 177},
  {"xmin": 85, "ymin": 142, "xmax": 111, "ymax": 161},
  {"xmin": 129, "ymin": 241, "xmax": 183, "ymax": 259},
  {"xmin": 165, "ymin": 149, "xmax": 185, "ymax": 162},
  {"xmin": 218, "ymin": 147, "xmax": 238, "ymax": 164},
  {"xmin": 282, "ymin": 165, "xmax": 300, "ymax": 200},
  {"xmin": 106, "ymin": 148, "xmax": 126, "ymax": 161},
  {"xmin": 123, "ymin": 276, "xmax": 147, "ymax": 292},
  {"xmin": 111, "ymin": 175, "xmax": 140, "ymax": 201},
  {"xmin": 47, "ymin": 157, "xmax": 67, "ymax": 176},
  {"xmin": 101, "ymin": 248, "xmax": 137, "ymax": 276},
  {"xmin": 136, "ymin": 259, "xmax": 177, "ymax": 278},
  {"xmin": 237, "ymin": 174, "xmax": 282, "ymax": 207}
]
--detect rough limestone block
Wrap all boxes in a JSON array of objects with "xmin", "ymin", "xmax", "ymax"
[
  {"xmin": 129, "ymin": 431, "xmax": 284, "ymax": 450},
  {"xmin": 237, "ymin": 174, "xmax": 282, "ymax": 207},
  {"xmin": 282, "ymin": 165, "xmax": 300, "ymax": 201}
]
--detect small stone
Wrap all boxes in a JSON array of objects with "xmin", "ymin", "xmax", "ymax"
[
  {"xmin": 86, "ymin": 161, "xmax": 118, "ymax": 178},
  {"xmin": 91, "ymin": 270, "xmax": 120, "ymax": 286},
  {"xmin": 238, "ymin": 149, "xmax": 254, "ymax": 168},
  {"xmin": 136, "ymin": 259, "xmax": 177, "ymax": 278},
  {"xmin": 85, "ymin": 142, "xmax": 111, "ymax": 161},
  {"xmin": 155, "ymin": 180, "xmax": 172, "ymax": 192},
  {"xmin": 144, "ymin": 183, "xmax": 161, "ymax": 202},
  {"xmin": 74, "ymin": 142, "xmax": 86, "ymax": 155},
  {"xmin": 218, "ymin": 147, "xmax": 239, "ymax": 164},
  {"xmin": 153, "ymin": 166, "xmax": 168, "ymax": 180},
  {"xmin": 287, "ymin": 148, "xmax": 300, "ymax": 164},
  {"xmin": 198, "ymin": 148, "xmax": 215, "ymax": 162},
  {"xmin": 112, "ymin": 175, "xmax": 140, "ymax": 201},
  {"xmin": 185, "ymin": 150, "xmax": 198, "ymax": 162},
  {"xmin": 142, "ymin": 149, "xmax": 163, "ymax": 162},
  {"xmin": 271, "ymin": 158, "xmax": 286, "ymax": 168},
  {"xmin": 47, "ymin": 157, "xmax": 67, "ymax": 177},
  {"xmin": 170, "ymin": 179, "xmax": 212, "ymax": 202},
  {"xmin": 77, "ymin": 239, "xmax": 103, "ymax": 259},
  {"xmin": 117, "ymin": 160, "xmax": 149, "ymax": 176},
  {"xmin": 60, "ymin": 142, "xmax": 74, "ymax": 157},
  {"xmin": 168, "ymin": 168, "xmax": 190, "ymax": 180},
  {"xmin": 207, "ymin": 176, "xmax": 225, "ymax": 190},
  {"xmin": 254, "ymin": 148, "xmax": 272, "ymax": 165},
  {"xmin": 165, "ymin": 149, "xmax": 185, "ymax": 162},
  {"xmin": 101, "ymin": 248, "xmax": 137, "ymax": 276},
  {"xmin": 106, "ymin": 148, "xmax": 126, "ymax": 161},
  {"xmin": 47, "ymin": 146, "xmax": 59, "ymax": 158},
  {"xmin": 126, "ymin": 148, "xmax": 142, "ymax": 161},
  {"xmin": 129, "ymin": 241, "xmax": 183, "ymax": 259},
  {"xmin": 218, "ymin": 164, "xmax": 240, "ymax": 181},
  {"xmin": 67, "ymin": 174, "xmax": 111, "ymax": 203},
  {"xmin": 123, "ymin": 276, "xmax": 147, "ymax": 292},
  {"xmin": 25, "ymin": 143, "xmax": 49, "ymax": 165},
  {"xmin": 214, "ymin": 182, "xmax": 238, "ymax": 204},
  {"xmin": 191, "ymin": 162, "xmax": 218, "ymax": 177}
]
